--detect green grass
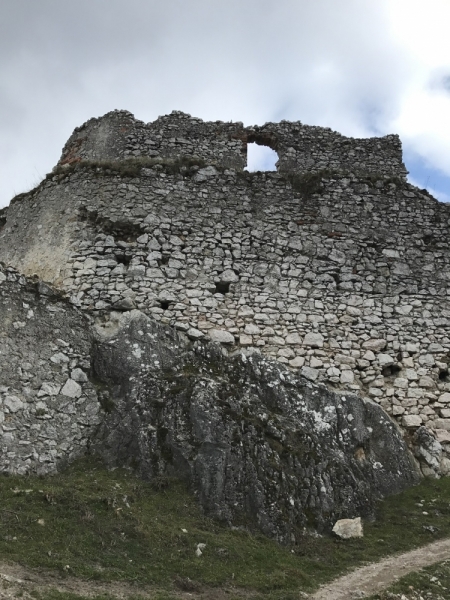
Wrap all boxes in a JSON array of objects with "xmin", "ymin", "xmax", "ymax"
[
  {"xmin": 367, "ymin": 560, "xmax": 450, "ymax": 599},
  {"xmin": 34, "ymin": 594, "xmax": 176, "ymax": 600},
  {"xmin": 1, "ymin": 458, "xmax": 450, "ymax": 599}
]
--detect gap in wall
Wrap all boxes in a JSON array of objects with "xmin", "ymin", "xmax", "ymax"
[{"xmin": 245, "ymin": 143, "xmax": 278, "ymax": 172}]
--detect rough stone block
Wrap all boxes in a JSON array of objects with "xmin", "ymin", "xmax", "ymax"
[
  {"xmin": 286, "ymin": 333, "xmax": 302, "ymax": 345},
  {"xmin": 362, "ymin": 339, "xmax": 386, "ymax": 352},
  {"xmin": 402, "ymin": 415, "xmax": 422, "ymax": 428},
  {"xmin": 289, "ymin": 356, "xmax": 305, "ymax": 368},
  {"xmin": 239, "ymin": 335, "xmax": 253, "ymax": 346},
  {"xmin": 209, "ymin": 329, "xmax": 235, "ymax": 344},
  {"xmin": 434, "ymin": 419, "xmax": 450, "ymax": 431},
  {"xmin": 301, "ymin": 366, "xmax": 319, "ymax": 381},
  {"xmin": 340, "ymin": 370, "xmax": 354, "ymax": 384},
  {"xmin": 332, "ymin": 517, "xmax": 363, "ymax": 539},
  {"xmin": 61, "ymin": 379, "xmax": 82, "ymax": 399},
  {"xmin": 394, "ymin": 378, "xmax": 409, "ymax": 389},
  {"xmin": 4, "ymin": 395, "xmax": 24, "ymax": 413},
  {"xmin": 303, "ymin": 332, "xmax": 324, "ymax": 348}
]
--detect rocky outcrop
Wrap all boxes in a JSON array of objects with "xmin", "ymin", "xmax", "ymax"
[
  {"xmin": 90, "ymin": 309, "xmax": 420, "ymax": 541},
  {"xmin": 0, "ymin": 264, "xmax": 420, "ymax": 539}
]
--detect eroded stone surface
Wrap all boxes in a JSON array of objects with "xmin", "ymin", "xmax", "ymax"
[
  {"xmin": 90, "ymin": 309, "xmax": 420, "ymax": 541},
  {"xmin": 332, "ymin": 517, "xmax": 363, "ymax": 539},
  {"xmin": 0, "ymin": 264, "xmax": 100, "ymax": 474}
]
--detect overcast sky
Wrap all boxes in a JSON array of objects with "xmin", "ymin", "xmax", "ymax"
[{"xmin": 1, "ymin": 0, "xmax": 450, "ymax": 208}]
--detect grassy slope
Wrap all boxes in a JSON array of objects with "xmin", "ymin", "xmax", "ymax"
[{"xmin": 1, "ymin": 458, "xmax": 450, "ymax": 599}]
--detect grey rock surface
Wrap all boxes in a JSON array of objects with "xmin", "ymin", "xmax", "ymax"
[
  {"xmin": 1, "ymin": 111, "xmax": 448, "ymax": 469},
  {"xmin": 1, "ymin": 109, "xmax": 448, "ymax": 541},
  {"xmin": 90, "ymin": 310, "xmax": 420, "ymax": 541},
  {"xmin": 0, "ymin": 264, "xmax": 100, "ymax": 474}
]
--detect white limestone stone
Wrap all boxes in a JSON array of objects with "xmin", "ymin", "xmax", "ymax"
[
  {"xmin": 71, "ymin": 368, "xmax": 88, "ymax": 383},
  {"xmin": 332, "ymin": 517, "xmax": 363, "ymax": 539},
  {"xmin": 301, "ymin": 366, "xmax": 319, "ymax": 381},
  {"xmin": 340, "ymin": 371, "xmax": 354, "ymax": 384},
  {"xmin": 405, "ymin": 369, "xmax": 418, "ymax": 381},
  {"xmin": 378, "ymin": 354, "xmax": 395, "ymax": 367},
  {"xmin": 244, "ymin": 324, "xmax": 261, "ymax": 335},
  {"xmin": 434, "ymin": 419, "xmax": 450, "ymax": 431},
  {"xmin": 4, "ymin": 395, "xmax": 24, "ymax": 413},
  {"xmin": 394, "ymin": 378, "xmax": 408, "ymax": 389},
  {"xmin": 38, "ymin": 382, "xmax": 61, "ymax": 397},
  {"xmin": 362, "ymin": 339, "xmax": 386, "ymax": 352},
  {"xmin": 187, "ymin": 328, "xmax": 204, "ymax": 340},
  {"xmin": 286, "ymin": 333, "xmax": 302, "ymax": 345},
  {"xmin": 303, "ymin": 332, "xmax": 324, "ymax": 348},
  {"xmin": 209, "ymin": 329, "xmax": 235, "ymax": 344},
  {"xmin": 402, "ymin": 415, "xmax": 422, "ymax": 428},
  {"xmin": 289, "ymin": 356, "xmax": 305, "ymax": 368},
  {"xmin": 50, "ymin": 352, "xmax": 70, "ymax": 364},
  {"xmin": 219, "ymin": 269, "xmax": 239, "ymax": 283},
  {"xmin": 61, "ymin": 379, "xmax": 82, "ymax": 399}
]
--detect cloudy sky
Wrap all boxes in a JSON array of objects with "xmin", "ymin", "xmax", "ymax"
[{"xmin": 1, "ymin": 0, "xmax": 450, "ymax": 208}]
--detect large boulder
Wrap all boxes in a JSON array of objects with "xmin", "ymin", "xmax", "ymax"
[{"xmin": 91, "ymin": 310, "xmax": 420, "ymax": 543}]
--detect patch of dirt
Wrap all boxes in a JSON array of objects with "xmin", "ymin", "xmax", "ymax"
[
  {"xmin": 310, "ymin": 537, "xmax": 450, "ymax": 599},
  {"xmin": 2, "ymin": 538, "xmax": 450, "ymax": 600},
  {"xmin": 0, "ymin": 560, "xmax": 254, "ymax": 600}
]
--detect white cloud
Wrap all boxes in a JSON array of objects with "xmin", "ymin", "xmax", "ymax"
[
  {"xmin": 0, "ymin": 0, "xmax": 449, "ymax": 207},
  {"xmin": 384, "ymin": 0, "xmax": 450, "ymax": 179}
]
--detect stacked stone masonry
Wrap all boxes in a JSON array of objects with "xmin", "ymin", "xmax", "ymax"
[
  {"xmin": 59, "ymin": 109, "xmax": 407, "ymax": 177},
  {"xmin": 0, "ymin": 264, "xmax": 100, "ymax": 474},
  {"xmin": 0, "ymin": 110, "xmax": 449, "ymax": 457}
]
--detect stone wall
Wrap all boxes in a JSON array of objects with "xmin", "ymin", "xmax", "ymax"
[
  {"xmin": 0, "ymin": 264, "xmax": 100, "ymax": 474},
  {"xmin": 1, "ymin": 110, "xmax": 449, "ymax": 471},
  {"xmin": 0, "ymin": 274, "xmax": 422, "ymax": 535},
  {"xmin": 59, "ymin": 110, "xmax": 407, "ymax": 177}
]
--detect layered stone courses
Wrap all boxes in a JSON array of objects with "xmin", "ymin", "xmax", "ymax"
[
  {"xmin": 0, "ymin": 263, "xmax": 100, "ymax": 474},
  {"xmin": 1, "ymin": 110, "xmax": 450, "ymax": 473},
  {"xmin": 59, "ymin": 109, "xmax": 407, "ymax": 177}
]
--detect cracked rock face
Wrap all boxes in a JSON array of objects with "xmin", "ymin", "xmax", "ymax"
[
  {"xmin": 0, "ymin": 265, "xmax": 422, "ymax": 540},
  {"xmin": 91, "ymin": 310, "xmax": 420, "ymax": 542}
]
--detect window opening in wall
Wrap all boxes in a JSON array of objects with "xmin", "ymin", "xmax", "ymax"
[
  {"xmin": 439, "ymin": 369, "xmax": 449, "ymax": 381},
  {"xmin": 115, "ymin": 252, "xmax": 132, "ymax": 266},
  {"xmin": 381, "ymin": 364, "xmax": 402, "ymax": 378},
  {"xmin": 245, "ymin": 143, "xmax": 278, "ymax": 172},
  {"xmin": 215, "ymin": 282, "xmax": 230, "ymax": 294}
]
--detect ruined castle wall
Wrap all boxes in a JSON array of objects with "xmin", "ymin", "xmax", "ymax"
[
  {"xmin": 59, "ymin": 111, "xmax": 407, "ymax": 178},
  {"xmin": 248, "ymin": 122, "xmax": 408, "ymax": 178},
  {"xmin": 59, "ymin": 110, "xmax": 247, "ymax": 170},
  {"xmin": 0, "ymin": 264, "xmax": 100, "ymax": 474},
  {"xmin": 2, "ymin": 162, "xmax": 449, "ymax": 445},
  {"xmin": 1, "ymin": 111, "xmax": 449, "ymax": 475}
]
